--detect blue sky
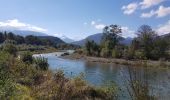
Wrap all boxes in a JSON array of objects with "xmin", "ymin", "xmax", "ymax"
[{"xmin": 0, "ymin": 0, "xmax": 169, "ymax": 40}]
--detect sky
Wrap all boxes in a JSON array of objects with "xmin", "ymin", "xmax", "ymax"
[{"xmin": 0, "ymin": 0, "xmax": 169, "ymax": 40}]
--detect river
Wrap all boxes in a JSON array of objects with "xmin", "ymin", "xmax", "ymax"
[{"xmin": 33, "ymin": 51, "xmax": 170, "ymax": 99}]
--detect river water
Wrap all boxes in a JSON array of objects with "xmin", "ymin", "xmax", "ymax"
[{"xmin": 33, "ymin": 51, "xmax": 170, "ymax": 99}]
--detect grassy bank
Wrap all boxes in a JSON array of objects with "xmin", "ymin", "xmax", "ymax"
[
  {"xmin": 62, "ymin": 53, "xmax": 170, "ymax": 68},
  {"xmin": 17, "ymin": 44, "xmax": 58, "ymax": 54}
]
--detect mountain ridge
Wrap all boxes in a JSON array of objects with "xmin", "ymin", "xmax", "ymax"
[{"xmin": 72, "ymin": 33, "xmax": 133, "ymax": 46}]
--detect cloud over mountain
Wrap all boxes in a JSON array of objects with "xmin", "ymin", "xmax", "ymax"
[{"xmin": 0, "ymin": 19, "xmax": 47, "ymax": 32}]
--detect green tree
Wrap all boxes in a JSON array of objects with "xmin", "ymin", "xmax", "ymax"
[
  {"xmin": 7, "ymin": 32, "xmax": 15, "ymax": 40},
  {"xmin": 101, "ymin": 25, "xmax": 122, "ymax": 57},
  {"xmin": 0, "ymin": 32, "xmax": 5, "ymax": 43},
  {"xmin": 25, "ymin": 35, "xmax": 42, "ymax": 45},
  {"xmin": 85, "ymin": 40, "xmax": 100, "ymax": 56},
  {"xmin": 136, "ymin": 25, "xmax": 157, "ymax": 59},
  {"xmin": 125, "ymin": 38, "xmax": 140, "ymax": 59},
  {"xmin": 85, "ymin": 40, "xmax": 92, "ymax": 56},
  {"xmin": 15, "ymin": 35, "xmax": 25, "ymax": 44},
  {"xmin": 151, "ymin": 37, "xmax": 169, "ymax": 60}
]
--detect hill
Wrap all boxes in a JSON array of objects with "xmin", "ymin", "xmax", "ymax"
[
  {"xmin": 60, "ymin": 35, "xmax": 75, "ymax": 43},
  {"xmin": 72, "ymin": 33, "xmax": 133, "ymax": 46},
  {"xmin": 37, "ymin": 36, "xmax": 65, "ymax": 44}
]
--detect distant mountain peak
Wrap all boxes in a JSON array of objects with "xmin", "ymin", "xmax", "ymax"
[
  {"xmin": 0, "ymin": 29, "xmax": 48, "ymax": 37},
  {"xmin": 59, "ymin": 35, "xmax": 75, "ymax": 43}
]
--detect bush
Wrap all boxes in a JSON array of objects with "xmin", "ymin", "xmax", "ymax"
[
  {"xmin": 0, "ymin": 52, "xmax": 16, "ymax": 99},
  {"xmin": 134, "ymin": 51, "xmax": 147, "ymax": 60},
  {"xmin": 2, "ymin": 44, "xmax": 17, "ymax": 56},
  {"xmin": 34, "ymin": 57, "xmax": 49, "ymax": 70},
  {"xmin": 123, "ymin": 49, "xmax": 135, "ymax": 60},
  {"xmin": 21, "ymin": 52, "xmax": 33, "ymax": 64},
  {"xmin": 100, "ymin": 48, "xmax": 110, "ymax": 57},
  {"xmin": 112, "ymin": 49, "xmax": 122, "ymax": 58}
]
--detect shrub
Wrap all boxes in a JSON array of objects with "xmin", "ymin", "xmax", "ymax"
[
  {"xmin": 0, "ymin": 52, "xmax": 16, "ymax": 99},
  {"xmin": 100, "ymin": 47, "xmax": 110, "ymax": 58},
  {"xmin": 34, "ymin": 57, "xmax": 49, "ymax": 70},
  {"xmin": 112, "ymin": 49, "xmax": 122, "ymax": 58},
  {"xmin": 2, "ymin": 44, "xmax": 17, "ymax": 56},
  {"xmin": 134, "ymin": 51, "xmax": 146, "ymax": 60},
  {"xmin": 21, "ymin": 52, "xmax": 33, "ymax": 64}
]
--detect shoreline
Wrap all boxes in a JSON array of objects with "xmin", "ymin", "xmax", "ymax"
[{"xmin": 61, "ymin": 53, "xmax": 170, "ymax": 68}]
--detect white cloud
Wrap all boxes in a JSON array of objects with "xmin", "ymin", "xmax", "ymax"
[
  {"xmin": 95, "ymin": 24, "xmax": 105, "ymax": 30},
  {"xmin": 122, "ymin": 0, "xmax": 166, "ymax": 16},
  {"xmin": 91, "ymin": 20, "xmax": 105, "ymax": 30},
  {"xmin": 52, "ymin": 33, "xmax": 64, "ymax": 37},
  {"xmin": 122, "ymin": 3, "xmax": 138, "ymax": 15},
  {"xmin": 0, "ymin": 19, "xmax": 47, "ymax": 32},
  {"xmin": 157, "ymin": 20, "xmax": 170, "ymax": 35},
  {"xmin": 140, "ymin": 0, "xmax": 164, "ymax": 9},
  {"xmin": 156, "ymin": 5, "xmax": 170, "ymax": 17},
  {"xmin": 141, "ymin": 5, "xmax": 170, "ymax": 18},
  {"xmin": 121, "ymin": 26, "xmax": 136, "ymax": 38},
  {"xmin": 141, "ymin": 10, "xmax": 156, "ymax": 18}
]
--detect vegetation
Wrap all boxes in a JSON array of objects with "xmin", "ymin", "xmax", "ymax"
[
  {"xmin": 0, "ymin": 31, "xmax": 79, "ymax": 51},
  {"xmin": 85, "ymin": 24, "xmax": 169, "ymax": 60},
  {"xmin": 123, "ymin": 66, "xmax": 156, "ymax": 100},
  {"xmin": 0, "ymin": 31, "xmax": 54, "ymax": 45},
  {"xmin": 0, "ymin": 42, "xmax": 117, "ymax": 99},
  {"xmin": 0, "ymin": 24, "xmax": 168, "ymax": 99}
]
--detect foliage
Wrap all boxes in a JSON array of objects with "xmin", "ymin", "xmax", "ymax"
[
  {"xmin": 34, "ymin": 57, "xmax": 49, "ymax": 70},
  {"xmin": 0, "ymin": 52, "xmax": 16, "ymax": 99},
  {"xmin": 84, "ymin": 24, "xmax": 123, "ymax": 58},
  {"xmin": 136, "ymin": 25, "xmax": 157, "ymax": 59},
  {"xmin": 21, "ymin": 51, "xmax": 33, "ymax": 64},
  {"xmin": 0, "ymin": 31, "xmax": 79, "ymax": 50},
  {"xmin": 102, "ymin": 25, "xmax": 122, "ymax": 49},
  {"xmin": 84, "ymin": 24, "xmax": 169, "ymax": 60},
  {"xmin": 151, "ymin": 37, "xmax": 169, "ymax": 60},
  {"xmin": 123, "ymin": 67, "xmax": 156, "ymax": 100},
  {"xmin": 32, "ymin": 70, "xmax": 118, "ymax": 100},
  {"xmin": 85, "ymin": 40, "xmax": 100, "ymax": 56},
  {"xmin": 134, "ymin": 25, "xmax": 169, "ymax": 60},
  {"xmin": 2, "ymin": 43, "xmax": 17, "ymax": 56}
]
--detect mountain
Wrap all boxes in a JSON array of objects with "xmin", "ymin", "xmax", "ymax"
[
  {"xmin": 0, "ymin": 29, "xmax": 48, "ymax": 37},
  {"xmin": 121, "ymin": 37, "xmax": 133, "ymax": 45},
  {"xmin": 72, "ymin": 33, "xmax": 103, "ymax": 46},
  {"xmin": 0, "ymin": 29, "xmax": 65, "ymax": 44},
  {"xmin": 72, "ymin": 33, "xmax": 133, "ymax": 46},
  {"xmin": 160, "ymin": 33, "xmax": 170, "ymax": 44},
  {"xmin": 9, "ymin": 30, "xmax": 48, "ymax": 36},
  {"xmin": 37, "ymin": 36, "xmax": 65, "ymax": 44},
  {"xmin": 60, "ymin": 35, "xmax": 75, "ymax": 43}
]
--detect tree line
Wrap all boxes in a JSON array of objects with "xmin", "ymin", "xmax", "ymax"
[
  {"xmin": 85, "ymin": 25, "xmax": 169, "ymax": 60},
  {"xmin": 0, "ymin": 31, "xmax": 56, "ymax": 46}
]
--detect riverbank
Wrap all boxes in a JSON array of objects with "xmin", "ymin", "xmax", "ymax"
[
  {"xmin": 61, "ymin": 53, "xmax": 170, "ymax": 68},
  {"xmin": 17, "ymin": 44, "xmax": 59, "ymax": 55}
]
